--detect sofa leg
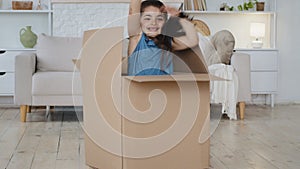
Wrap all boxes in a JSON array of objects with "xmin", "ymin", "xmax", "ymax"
[
  {"xmin": 50, "ymin": 106, "xmax": 55, "ymax": 110},
  {"xmin": 26, "ymin": 105, "xmax": 31, "ymax": 113},
  {"xmin": 20, "ymin": 105, "xmax": 27, "ymax": 122},
  {"xmin": 239, "ymin": 102, "xmax": 245, "ymax": 120}
]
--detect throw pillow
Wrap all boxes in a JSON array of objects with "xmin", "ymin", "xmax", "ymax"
[{"xmin": 36, "ymin": 33, "xmax": 82, "ymax": 71}]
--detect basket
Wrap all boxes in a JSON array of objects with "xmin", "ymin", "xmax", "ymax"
[
  {"xmin": 12, "ymin": 1, "xmax": 33, "ymax": 10},
  {"xmin": 192, "ymin": 19, "xmax": 211, "ymax": 36}
]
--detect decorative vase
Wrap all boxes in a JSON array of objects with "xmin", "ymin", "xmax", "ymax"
[{"xmin": 19, "ymin": 26, "xmax": 37, "ymax": 48}]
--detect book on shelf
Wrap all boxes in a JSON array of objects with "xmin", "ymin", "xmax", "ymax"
[
  {"xmin": 183, "ymin": 0, "xmax": 189, "ymax": 10},
  {"xmin": 201, "ymin": 0, "xmax": 207, "ymax": 11},
  {"xmin": 193, "ymin": 0, "xmax": 199, "ymax": 10},
  {"xmin": 184, "ymin": 0, "xmax": 206, "ymax": 11},
  {"xmin": 197, "ymin": 0, "xmax": 207, "ymax": 11}
]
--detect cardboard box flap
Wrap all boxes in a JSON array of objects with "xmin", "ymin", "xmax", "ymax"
[
  {"xmin": 72, "ymin": 59, "xmax": 80, "ymax": 70},
  {"xmin": 173, "ymin": 46, "xmax": 208, "ymax": 74},
  {"xmin": 72, "ymin": 28, "xmax": 100, "ymax": 71},
  {"xmin": 125, "ymin": 73, "xmax": 211, "ymax": 82},
  {"xmin": 83, "ymin": 28, "xmax": 99, "ymax": 45}
]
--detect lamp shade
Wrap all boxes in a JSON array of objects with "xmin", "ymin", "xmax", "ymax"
[{"xmin": 250, "ymin": 22, "xmax": 265, "ymax": 38}]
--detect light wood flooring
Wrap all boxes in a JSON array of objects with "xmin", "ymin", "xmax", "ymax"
[{"xmin": 0, "ymin": 104, "xmax": 299, "ymax": 169}]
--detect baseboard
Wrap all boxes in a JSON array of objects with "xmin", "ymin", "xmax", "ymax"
[{"xmin": 0, "ymin": 96, "xmax": 16, "ymax": 107}]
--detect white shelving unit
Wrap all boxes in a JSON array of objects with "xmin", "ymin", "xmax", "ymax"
[
  {"xmin": 0, "ymin": 9, "xmax": 52, "ymax": 49},
  {"xmin": 186, "ymin": 11, "xmax": 276, "ymax": 49},
  {"xmin": 235, "ymin": 48, "xmax": 278, "ymax": 107},
  {"xmin": 0, "ymin": 0, "xmax": 52, "ymax": 104},
  {"xmin": 185, "ymin": 0, "xmax": 278, "ymax": 106}
]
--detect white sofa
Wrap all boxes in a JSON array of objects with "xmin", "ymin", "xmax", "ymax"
[{"xmin": 14, "ymin": 34, "xmax": 83, "ymax": 122}]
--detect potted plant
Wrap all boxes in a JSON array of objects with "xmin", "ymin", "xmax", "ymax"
[
  {"xmin": 237, "ymin": 0, "xmax": 255, "ymax": 11},
  {"xmin": 256, "ymin": 1, "xmax": 265, "ymax": 11},
  {"xmin": 220, "ymin": 3, "xmax": 234, "ymax": 11},
  {"xmin": 220, "ymin": 3, "xmax": 227, "ymax": 11}
]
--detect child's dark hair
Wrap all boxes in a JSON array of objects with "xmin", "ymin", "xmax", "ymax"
[
  {"xmin": 140, "ymin": 0, "xmax": 167, "ymax": 18},
  {"xmin": 140, "ymin": 0, "xmax": 170, "ymax": 51},
  {"xmin": 140, "ymin": 1, "xmax": 192, "ymax": 51}
]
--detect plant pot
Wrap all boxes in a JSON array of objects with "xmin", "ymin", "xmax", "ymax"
[{"xmin": 256, "ymin": 2, "xmax": 265, "ymax": 11}]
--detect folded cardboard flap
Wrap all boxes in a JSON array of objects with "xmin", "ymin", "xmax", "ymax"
[
  {"xmin": 124, "ymin": 73, "xmax": 211, "ymax": 82},
  {"xmin": 72, "ymin": 59, "xmax": 80, "ymax": 70},
  {"xmin": 82, "ymin": 28, "xmax": 99, "ymax": 45}
]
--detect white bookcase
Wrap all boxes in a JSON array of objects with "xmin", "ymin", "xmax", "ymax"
[{"xmin": 0, "ymin": 0, "xmax": 52, "ymax": 104}]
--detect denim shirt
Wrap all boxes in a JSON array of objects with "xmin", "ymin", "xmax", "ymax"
[{"xmin": 128, "ymin": 33, "xmax": 173, "ymax": 76}]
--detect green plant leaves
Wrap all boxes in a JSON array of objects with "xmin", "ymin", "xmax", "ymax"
[{"xmin": 227, "ymin": 0, "xmax": 256, "ymax": 11}]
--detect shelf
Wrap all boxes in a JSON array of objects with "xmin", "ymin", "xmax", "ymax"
[
  {"xmin": 0, "ymin": 48, "xmax": 36, "ymax": 51},
  {"xmin": 235, "ymin": 48, "xmax": 278, "ymax": 51},
  {"xmin": 184, "ymin": 10, "xmax": 275, "ymax": 15},
  {"xmin": 52, "ymin": 0, "xmax": 182, "ymax": 3},
  {"xmin": 0, "ymin": 10, "xmax": 52, "ymax": 13}
]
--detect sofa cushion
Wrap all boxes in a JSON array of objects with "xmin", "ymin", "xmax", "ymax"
[
  {"xmin": 32, "ymin": 71, "xmax": 82, "ymax": 95},
  {"xmin": 36, "ymin": 34, "xmax": 82, "ymax": 71}
]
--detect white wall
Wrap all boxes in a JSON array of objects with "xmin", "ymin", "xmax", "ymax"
[
  {"xmin": 52, "ymin": 2, "xmax": 181, "ymax": 37},
  {"xmin": 53, "ymin": 3, "xmax": 129, "ymax": 37},
  {"xmin": 276, "ymin": 0, "xmax": 300, "ymax": 103}
]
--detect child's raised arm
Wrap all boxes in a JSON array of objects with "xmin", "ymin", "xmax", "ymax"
[
  {"xmin": 163, "ymin": 6, "xmax": 199, "ymax": 51},
  {"xmin": 127, "ymin": 0, "xmax": 143, "ymax": 56},
  {"xmin": 172, "ymin": 18, "xmax": 199, "ymax": 50},
  {"xmin": 128, "ymin": 0, "xmax": 141, "ymax": 37}
]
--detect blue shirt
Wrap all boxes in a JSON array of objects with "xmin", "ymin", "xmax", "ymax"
[{"xmin": 128, "ymin": 33, "xmax": 173, "ymax": 76}]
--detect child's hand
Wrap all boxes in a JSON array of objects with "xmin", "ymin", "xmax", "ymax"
[{"xmin": 163, "ymin": 6, "xmax": 180, "ymax": 17}]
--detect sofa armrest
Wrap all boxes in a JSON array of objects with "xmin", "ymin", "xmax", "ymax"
[
  {"xmin": 231, "ymin": 52, "xmax": 251, "ymax": 102},
  {"xmin": 14, "ymin": 52, "xmax": 36, "ymax": 105}
]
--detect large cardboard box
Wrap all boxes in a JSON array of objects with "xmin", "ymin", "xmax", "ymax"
[{"xmin": 79, "ymin": 27, "xmax": 211, "ymax": 169}]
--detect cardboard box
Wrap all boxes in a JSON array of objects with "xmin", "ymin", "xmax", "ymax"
[{"xmin": 79, "ymin": 27, "xmax": 211, "ymax": 169}]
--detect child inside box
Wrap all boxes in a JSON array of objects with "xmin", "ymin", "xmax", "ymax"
[{"xmin": 127, "ymin": 0, "xmax": 198, "ymax": 76}]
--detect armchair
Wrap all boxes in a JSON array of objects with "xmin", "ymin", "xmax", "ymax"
[
  {"xmin": 231, "ymin": 52, "xmax": 251, "ymax": 119},
  {"xmin": 14, "ymin": 34, "xmax": 83, "ymax": 122},
  {"xmin": 194, "ymin": 20, "xmax": 251, "ymax": 119}
]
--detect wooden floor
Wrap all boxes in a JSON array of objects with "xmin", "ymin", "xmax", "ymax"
[{"xmin": 0, "ymin": 104, "xmax": 299, "ymax": 169}]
